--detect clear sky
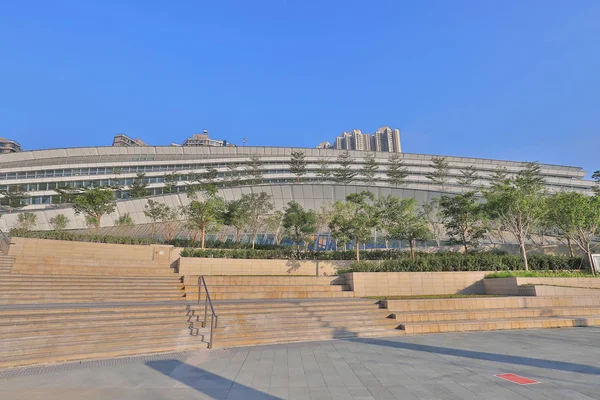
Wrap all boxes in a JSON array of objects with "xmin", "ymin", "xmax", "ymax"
[{"xmin": 1, "ymin": 1, "xmax": 598, "ymax": 177}]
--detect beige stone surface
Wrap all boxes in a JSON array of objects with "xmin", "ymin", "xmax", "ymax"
[
  {"xmin": 178, "ymin": 257, "xmax": 351, "ymax": 276},
  {"xmin": 346, "ymin": 271, "xmax": 489, "ymax": 297}
]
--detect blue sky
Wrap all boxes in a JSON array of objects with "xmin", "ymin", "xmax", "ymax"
[{"xmin": 1, "ymin": 1, "xmax": 598, "ymax": 177}]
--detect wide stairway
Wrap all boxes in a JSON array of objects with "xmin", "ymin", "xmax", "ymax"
[
  {"xmin": 387, "ymin": 295, "xmax": 600, "ymax": 334},
  {"xmin": 0, "ymin": 255, "xmax": 15, "ymax": 274},
  {"xmin": 184, "ymin": 276, "xmax": 404, "ymax": 347}
]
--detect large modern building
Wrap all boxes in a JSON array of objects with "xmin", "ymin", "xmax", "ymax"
[
  {"xmin": 0, "ymin": 142, "xmax": 595, "ymax": 233},
  {"xmin": 333, "ymin": 127, "xmax": 402, "ymax": 153},
  {"xmin": 0, "ymin": 138, "xmax": 22, "ymax": 154}
]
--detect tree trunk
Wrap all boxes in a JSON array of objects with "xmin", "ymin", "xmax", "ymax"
[
  {"xmin": 252, "ymin": 229, "xmax": 257, "ymax": 249},
  {"xmin": 587, "ymin": 244, "xmax": 596, "ymax": 276},
  {"xmin": 201, "ymin": 225, "xmax": 206, "ymax": 250},
  {"xmin": 409, "ymin": 239, "xmax": 415, "ymax": 259},
  {"xmin": 151, "ymin": 223, "xmax": 156, "ymax": 238},
  {"xmin": 385, "ymin": 238, "xmax": 389, "ymax": 249},
  {"xmin": 355, "ymin": 238, "xmax": 360, "ymax": 262},
  {"xmin": 519, "ymin": 239, "xmax": 529, "ymax": 271},
  {"xmin": 567, "ymin": 237, "xmax": 574, "ymax": 258}
]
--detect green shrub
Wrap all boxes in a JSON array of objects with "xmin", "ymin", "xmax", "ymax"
[
  {"xmin": 10, "ymin": 228, "xmax": 153, "ymax": 246},
  {"xmin": 485, "ymin": 270, "xmax": 597, "ymax": 278}
]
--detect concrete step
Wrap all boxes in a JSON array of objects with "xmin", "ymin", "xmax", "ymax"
[
  {"xmin": 0, "ymin": 274, "xmax": 179, "ymax": 281},
  {"xmin": 185, "ymin": 285, "xmax": 350, "ymax": 294},
  {"xmin": 395, "ymin": 306, "xmax": 600, "ymax": 323},
  {"xmin": 215, "ymin": 328, "xmax": 405, "ymax": 348},
  {"xmin": 191, "ymin": 276, "xmax": 345, "ymax": 286},
  {"xmin": 0, "ymin": 337, "xmax": 209, "ymax": 369},
  {"xmin": 189, "ymin": 291, "xmax": 356, "ymax": 301},
  {"xmin": 400, "ymin": 315, "xmax": 600, "ymax": 334},
  {"xmin": 218, "ymin": 319, "xmax": 400, "ymax": 334},
  {"xmin": 1, "ymin": 296, "xmax": 186, "ymax": 304}
]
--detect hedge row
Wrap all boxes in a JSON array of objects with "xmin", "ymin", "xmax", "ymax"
[
  {"xmin": 337, "ymin": 254, "xmax": 585, "ymax": 273},
  {"xmin": 10, "ymin": 229, "xmax": 154, "ymax": 246}
]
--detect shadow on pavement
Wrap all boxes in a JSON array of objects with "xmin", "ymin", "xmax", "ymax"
[
  {"xmin": 349, "ymin": 337, "xmax": 600, "ymax": 375},
  {"xmin": 146, "ymin": 359, "xmax": 282, "ymax": 399}
]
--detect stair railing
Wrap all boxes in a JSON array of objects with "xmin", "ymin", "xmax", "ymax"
[
  {"xmin": 0, "ymin": 229, "xmax": 10, "ymax": 255},
  {"xmin": 197, "ymin": 276, "xmax": 218, "ymax": 349}
]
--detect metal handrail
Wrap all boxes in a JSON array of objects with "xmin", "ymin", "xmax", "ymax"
[
  {"xmin": 197, "ymin": 276, "xmax": 218, "ymax": 349},
  {"xmin": 0, "ymin": 229, "xmax": 10, "ymax": 255}
]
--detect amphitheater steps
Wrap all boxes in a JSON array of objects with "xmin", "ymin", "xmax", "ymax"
[
  {"xmin": 0, "ymin": 255, "xmax": 15, "ymax": 274},
  {"xmin": 386, "ymin": 295, "xmax": 600, "ymax": 335},
  {"xmin": 188, "ymin": 298, "xmax": 403, "ymax": 348}
]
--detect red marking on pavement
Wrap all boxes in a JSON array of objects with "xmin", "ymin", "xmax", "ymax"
[{"xmin": 495, "ymin": 373, "xmax": 539, "ymax": 385}]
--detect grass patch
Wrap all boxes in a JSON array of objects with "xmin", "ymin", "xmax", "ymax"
[
  {"xmin": 485, "ymin": 270, "xmax": 598, "ymax": 279},
  {"xmin": 366, "ymin": 294, "xmax": 502, "ymax": 300}
]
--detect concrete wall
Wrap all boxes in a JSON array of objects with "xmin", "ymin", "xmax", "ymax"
[
  {"xmin": 178, "ymin": 257, "xmax": 351, "ymax": 276},
  {"xmin": 7, "ymin": 237, "xmax": 175, "ymax": 276},
  {"xmin": 484, "ymin": 277, "xmax": 600, "ymax": 295},
  {"xmin": 345, "ymin": 272, "xmax": 489, "ymax": 297}
]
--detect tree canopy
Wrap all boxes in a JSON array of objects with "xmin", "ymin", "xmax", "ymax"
[{"xmin": 72, "ymin": 188, "xmax": 116, "ymax": 233}]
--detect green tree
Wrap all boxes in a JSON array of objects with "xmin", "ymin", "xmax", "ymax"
[
  {"xmin": 440, "ymin": 192, "xmax": 488, "ymax": 254},
  {"xmin": 360, "ymin": 153, "xmax": 379, "ymax": 182},
  {"xmin": 422, "ymin": 198, "xmax": 444, "ymax": 247},
  {"xmin": 72, "ymin": 188, "xmax": 116, "ymax": 233},
  {"xmin": 129, "ymin": 173, "xmax": 151, "ymax": 198},
  {"xmin": 289, "ymin": 150, "xmax": 307, "ymax": 182},
  {"xmin": 49, "ymin": 214, "xmax": 69, "ymax": 231},
  {"xmin": 223, "ymin": 199, "xmax": 249, "ymax": 245},
  {"xmin": 161, "ymin": 206, "xmax": 180, "ymax": 242},
  {"xmin": 144, "ymin": 199, "xmax": 167, "ymax": 237},
  {"xmin": 483, "ymin": 162, "xmax": 546, "ymax": 270},
  {"xmin": 329, "ymin": 191, "xmax": 378, "ymax": 261},
  {"xmin": 282, "ymin": 201, "xmax": 317, "ymax": 251},
  {"xmin": 115, "ymin": 213, "xmax": 135, "ymax": 227},
  {"xmin": 457, "ymin": 165, "xmax": 479, "ymax": 188},
  {"xmin": 163, "ymin": 173, "xmax": 179, "ymax": 194},
  {"xmin": 426, "ymin": 156, "xmax": 451, "ymax": 191},
  {"xmin": 316, "ymin": 158, "xmax": 331, "ymax": 182},
  {"xmin": 546, "ymin": 192, "xmax": 600, "ymax": 274},
  {"xmin": 593, "ymin": 170, "xmax": 600, "ymax": 195},
  {"xmin": 17, "ymin": 212, "xmax": 37, "ymax": 231},
  {"xmin": 1, "ymin": 185, "xmax": 26, "ymax": 210},
  {"xmin": 226, "ymin": 163, "xmax": 241, "ymax": 186},
  {"xmin": 377, "ymin": 196, "xmax": 431, "ymax": 257},
  {"xmin": 246, "ymin": 155, "xmax": 264, "ymax": 184},
  {"xmin": 386, "ymin": 153, "xmax": 409, "ymax": 187},
  {"xmin": 239, "ymin": 192, "xmax": 274, "ymax": 249},
  {"xmin": 266, "ymin": 210, "xmax": 285, "ymax": 246},
  {"xmin": 181, "ymin": 194, "xmax": 226, "ymax": 249},
  {"xmin": 333, "ymin": 151, "xmax": 356, "ymax": 184}
]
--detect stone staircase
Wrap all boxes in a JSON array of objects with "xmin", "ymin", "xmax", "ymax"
[
  {"xmin": 0, "ymin": 255, "xmax": 15, "ymax": 274},
  {"xmin": 386, "ymin": 295, "xmax": 600, "ymax": 334},
  {"xmin": 0, "ymin": 304, "xmax": 207, "ymax": 368},
  {"xmin": 0, "ymin": 274, "xmax": 185, "ymax": 304},
  {"xmin": 185, "ymin": 276, "xmax": 355, "ymax": 301},
  {"xmin": 187, "ymin": 298, "xmax": 403, "ymax": 348}
]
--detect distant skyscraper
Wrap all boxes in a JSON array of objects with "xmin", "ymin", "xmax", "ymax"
[
  {"xmin": 112, "ymin": 134, "xmax": 148, "ymax": 147},
  {"xmin": 182, "ymin": 130, "xmax": 234, "ymax": 147},
  {"xmin": 332, "ymin": 127, "xmax": 401, "ymax": 152},
  {"xmin": 316, "ymin": 141, "xmax": 332, "ymax": 149}
]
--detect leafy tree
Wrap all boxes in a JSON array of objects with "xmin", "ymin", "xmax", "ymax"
[
  {"xmin": 593, "ymin": 170, "xmax": 600, "ymax": 195},
  {"xmin": 282, "ymin": 201, "xmax": 317, "ymax": 251},
  {"xmin": 329, "ymin": 191, "xmax": 378, "ymax": 261},
  {"xmin": 316, "ymin": 158, "xmax": 331, "ymax": 182},
  {"xmin": 386, "ymin": 153, "xmax": 409, "ymax": 187},
  {"xmin": 226, "ymin": 163, "xmax": 241, "ymax": 186},
  {"xmin": 72, "ymin": 188, "xmax": 116, "ymax": 233},
  {"xmin": 421, "ymin": 198, "xmax": 444, "ymax": 247},
  {"xmin": 289, "ymin": 150, "xmax": 307, "ymax": 182},
  {"xmin": 54, "ymin": 184, "xmax": 81, "ymax": 204},
  {"xmin": 223, "ymin": 199, "xmax": 249, "ymax": 245},
  {"xmin": 49, "ymin": 214, "xmax": 69, "ymax": 231},
  {"xmin": 265, "ymin": 210, "xmax": 285, "ymax": 246},
  {"xmin": 17, "ymin": 212, "xmax": 37, "ymax": 231},
  {"xmin": 377, "ymin": 196, "xmax": 431, "ymax": 257},
  {"xmin": 1, "ymin": 185, "xmax": 26, "ymax": 210},
  {"xmin": 239, "ymin": 192, "xmax": 274, "ymax": 249},
  {"xmin": 129, "ymin": 173, "xmax": 151, "ymax": 198},
  {"xmin": 546, "ymin": 192, "xmax": 600, "ymax": 274},
  {"xmin": 440, "ymin": 192, "xmax": 488, "ymax": 254},
  {"xmin": 144, "ymin": 199, "xmax": 166, "ymax": 237},
  {"xmin": 360, "ymin": 153, "xmax": 379, "ymax": 182},
  {"xmin": 483, "ymin": 162, "xmax": 546, "ymax": 270},
  {"xmin": 457, "ymin": 165, "xmax": 479, "ymax": 188},
  {"xmin": 181, "ymin": 194, "xmax": 226, "ymax": 249},
  {"xmin": 426, "ymin": 156, "xmax": 451, "ymax": 191},
  {"xmin": 246, "ymin": 155, "xmax": 264, "ymax": 184},
  {"xmin": 333, "ymin": 151, "xmax": 356, "ymax": 184},
  {"xmin": 161, "ymin": 206, "xmax": 181, "ymax": 242},
  {"xmin": 163, "ymin": 173, "xmax": 179, "ymax": 194},
  {"xmin": 115, "ymin": 213, "xmax": 135, "ymax": 227}
]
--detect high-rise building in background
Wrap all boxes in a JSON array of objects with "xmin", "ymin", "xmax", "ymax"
[
  {"xmin": 0, "ymin": 138, "xmax": 22, "ymax": 154},
  {"xmin": 112, "ymin": 134, "xmax": 148, "ymax": 147},
  {"xmin": 316, "ymin": 141, "xmax": 331, "ymax": 149},
  {"xmin": 331, "ymin": 126, "xmax": 401, "ymax": 152},
  {"xmin": 182, "ymin": 130, "xmax": 234, "ymax": 147}
]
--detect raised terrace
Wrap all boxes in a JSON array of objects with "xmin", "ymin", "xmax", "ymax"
[{"xmin": 0, "ymin": 237, "xmax": 599, "ymax": 369}]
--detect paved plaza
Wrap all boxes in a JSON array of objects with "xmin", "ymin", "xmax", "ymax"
[{"xmin": 0, "ymin": 328, "xmax": 599, "ymax": 399}]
